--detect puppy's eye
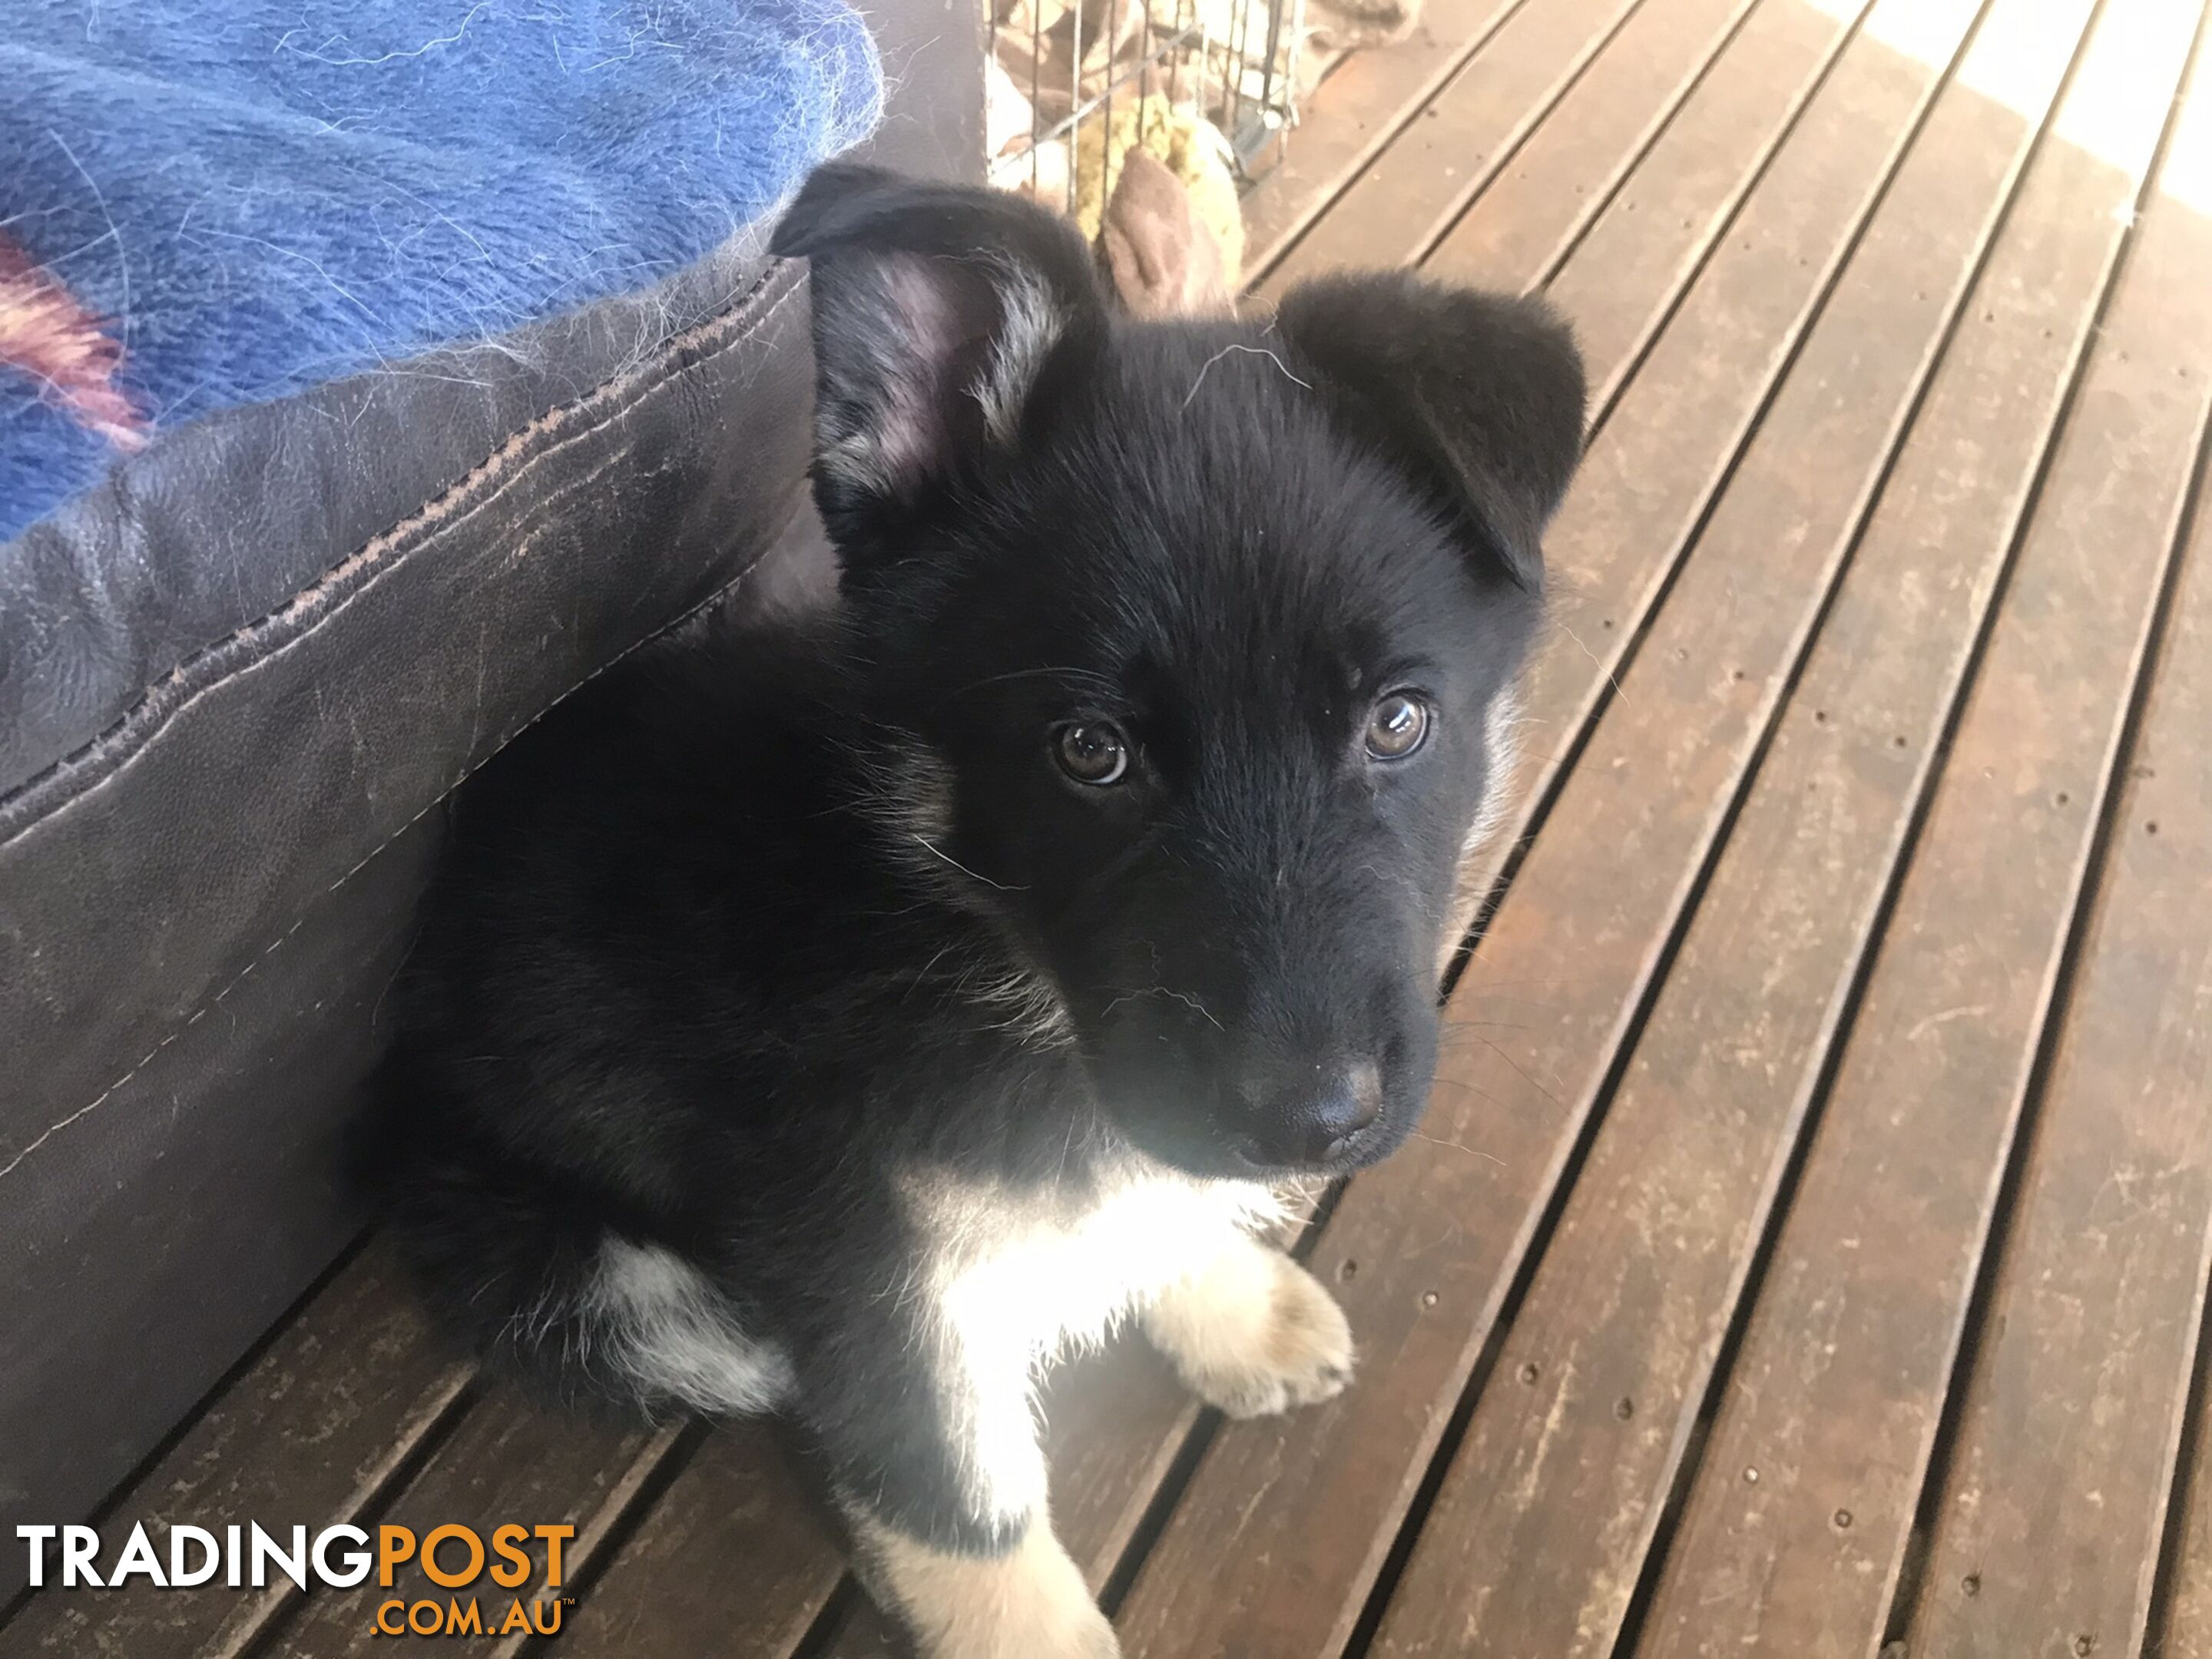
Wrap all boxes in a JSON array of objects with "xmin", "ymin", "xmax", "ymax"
[
  {"xmin": 1366, "ymin": 692, "xmax": 1430, "ymax": 760},
  {"xmin": 1052, "ymin": 721, "xmax": 1130, "ymax": 786}
]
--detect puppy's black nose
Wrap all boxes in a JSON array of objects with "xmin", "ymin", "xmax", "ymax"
[{"xmin": 1237, "ymin": 1058, "xmax": 1384, "ymax": 1168}]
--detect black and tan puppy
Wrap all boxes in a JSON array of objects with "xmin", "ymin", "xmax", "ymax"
[{"xmin": 361, "ymin": 162, "xmax": 1584, "ymax": 1657}]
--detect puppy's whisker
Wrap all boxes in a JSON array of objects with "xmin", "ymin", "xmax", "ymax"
[
  {"xmin": 1436, "ymin": 1030, "xmax": 1565, "ymax": 1108},
  {"xmin": 1099, "ymin": 983, "xmax": 1227, "ymax": 1031},
  {"xmin": 1441, "ymin": 990, "xmax": 1557, "ymax": 1015},
  {"xmin": 1547, "ymin": 613, "xmax": 1629, "ymax": 704},
  {"xmin": 1181, "ymin": 342, "xmax": 1312, "ymax": 409},
  {"xmin": 1408, "ymin": 1128, "xmax": 1505, "ymax": 1166},
  {"xmin": 933, "ymin": 664, "xmax": 1123, "ymax": 704},
  {"xmin": 912, "ymin": 835, "xmax": 1026, "ymax": 892},
  {"xmin": 1433, "ymin": 1021, "xmax": 1536, "ymax": 1038}
]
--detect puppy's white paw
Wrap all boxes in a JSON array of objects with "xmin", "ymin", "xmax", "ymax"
[
  {"xmin": 1147, "ymin": 1240, "xmax": 1355, "ymax": 1419},
  {"xmin": 1197, "ymin": 1253, "xmax": 1356, "ymax": 1418},
  {"xmin": 910, "ymin": 1588, "xmax": 1118, "ymax": 1659},
  {"xmin": 1031, "ymin": 1598, "xmax": 1121, "ymax": 1659},
  {"xmin": 861, "ymin": 1516, "xmax": 1121, "ymax": 1659}
]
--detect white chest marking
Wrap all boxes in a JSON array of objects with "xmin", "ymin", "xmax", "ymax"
[
  {"xmin": 936, "ymin": 1174, "xmax": 1280, "ymax": 1362},
  {"xmin": 909, "ymin": 1166, "xmax": 1281, "ymax": 1526}
]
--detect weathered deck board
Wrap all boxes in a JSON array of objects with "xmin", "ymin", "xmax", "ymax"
[
  {"xmin": 1479, "ymin": 0, "xmax": 1985, "ymax": 889},
  {"xmin": 8, "ymin": 2, "xmax": 2212, "ymax": 1655},
  {"xmin": 1366, "ymin": 2, "xmax": 2196, "ymax": 1652},
  {"xmin": 1639, "ymin": 19, "xmax": 2212, "ymax": 1657},
  {"xmin": 0, "ymin": 1243, "xmax": 471, "ymax": 1659},
  {"xmin": 1414, "ymin": 0, "xmax": 1985, "ymax": 1008},
  {"xmin": 1255, "ymin": 0, "xmax": 1759, "ymax": 301},
  {"xmin": 1257, "ymin": 0, "xmax": 1651, "ymax": 291},
  {"xmin": 1896, "ymin": 236, "xmax": 2212, "ymax": 1659},
  {"xmin": 1536, "ymin": 0, "xmax": 1946, "ymax": 417},
  {"xmin": 271, "ymin": 1392, "xmax": 662, "ymax": 1656},
  {"xmin": 1112, "ymin": 2, "xmax": 2050, "ymax": 1651},
  {"xmin": 1237, "ymin": 0, "xmax": 1527, "ymax": 280},
  {"xmin": 1405, "ymin": 0, "xmax": 1769, "ymax": 296},
  {"xmin": 1419, "ymin": 0, "xmax": 1856, "ymax": 296},
  {"xmin": 558, "ymin": 1422, "xmax": 843, "ymax": 1659},
  {"xmin": 1900, "ymin": 519, "xmax": 2212, "ymax": 1640}
]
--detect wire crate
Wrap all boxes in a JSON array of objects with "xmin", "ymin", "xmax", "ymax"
[{"xmin": 984, "ymin": 0, "xmax": 1310, "ymax": 233}]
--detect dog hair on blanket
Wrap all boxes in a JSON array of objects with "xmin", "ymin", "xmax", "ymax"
[{"xmin": 0, "ymin": 0, "xmax": 881, "ymax": 538}]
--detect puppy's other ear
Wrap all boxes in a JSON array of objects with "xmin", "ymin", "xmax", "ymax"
[
  {"xmin": 772, "ymin": 161, "xmax": 1109, "ymax": 548},
  {"xmin": 1273, "ymin": 272, "xmax": 1586, "ymax": 589}
]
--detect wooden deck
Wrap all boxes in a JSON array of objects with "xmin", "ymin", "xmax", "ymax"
[{"xmin": 8, "ymin": 0, "xmax": 2212, "ymax": 1653}]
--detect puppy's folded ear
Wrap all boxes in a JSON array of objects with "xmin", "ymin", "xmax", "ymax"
[
  {"xmin": 772, "ymin": 161, "xmax": 1109, "ymax": 550},
  {"xmin": 1273, "ymin": 272, "xmax": 1586, "ymax": 589}
]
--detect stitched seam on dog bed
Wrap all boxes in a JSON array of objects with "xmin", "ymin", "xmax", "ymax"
[
  {"xmin": 0, "ymin": 539, "xmax": 783, "ymax": 1184},
  {"xmin": 0, "ymin": 257, "xmax": 802, "ymax": 838},
  {"xmin": 0, "ymin": 265, "xmax": 813, "ymax": 1178}
]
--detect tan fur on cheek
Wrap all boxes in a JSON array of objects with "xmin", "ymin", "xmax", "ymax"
[
  {"xmin": 1438, "ymin": 687, "xmax": 1531, "ymax": 979},
  {"xmin": 853, "ymin": 1514, "xmax": 1119, "ymax": 1659}
]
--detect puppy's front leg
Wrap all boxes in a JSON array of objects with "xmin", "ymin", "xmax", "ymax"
[
  {"xmin": 1143, "ymin": 1226, "xmax": 1355, "ymax": 1418},
  {"xmin": 803, "ymin": 1326, "xmax": 1116, "ymax": 1659},
  {"xmin": 847, "ymin": 1507, "xmax": 1115, "ymax": 1659}
]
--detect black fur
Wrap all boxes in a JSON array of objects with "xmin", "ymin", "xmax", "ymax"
[{"xmin": 361, "ymin": 162, "xmax": 1584, "ymax": 1587}]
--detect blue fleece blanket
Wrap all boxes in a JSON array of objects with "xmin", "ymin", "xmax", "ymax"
[{"xmin": 0, "ymin": 0, "xmax": 882, "ymax": 540}]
